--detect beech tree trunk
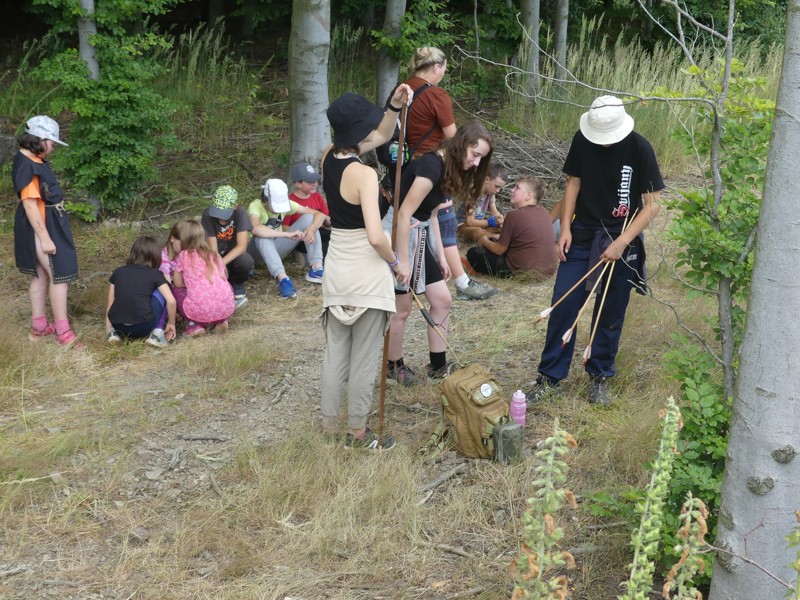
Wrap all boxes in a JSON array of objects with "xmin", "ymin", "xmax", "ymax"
[
  {"xmin": 77, "ymin": 0, "xmax": 99, "ymax": 80},
  {"xmin": 554, "ymin": 0, "xmax": 568, "ymax": 79},
  {"xmin": 709, "ymin": 2, "xmax": 800, "ymax": 597},
  {"xmin": 376, "ymin": 0, "xmax": 407, "ymax": 104},
  {"xmin": 288, "ymin": 0, "xmax": 331, "ymax": 169},
  {"xmin": 521, "ymin": 0, "xmax": 540, "ymax": 99}
]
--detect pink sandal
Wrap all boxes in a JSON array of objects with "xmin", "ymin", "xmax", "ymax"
[
  {"xmin": 29, "ymin": 322, "xmax": 57, "ymax": 341},
  {"xmin": 56, "ymin": 329, "xmax": 85, "ymax": 350}
]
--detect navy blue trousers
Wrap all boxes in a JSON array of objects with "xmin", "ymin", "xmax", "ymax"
[
  {"xmin": 113, "ymin": 291, "xmax": 166, "ymax": 339},
  {"xmin": 537, "ymin": 241, "xmax": 640, "ymax": 382}
]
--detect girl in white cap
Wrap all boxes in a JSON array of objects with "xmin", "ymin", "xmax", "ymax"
[
  {"xmin": 11, "ymin": 115, "xmax": 82, "ymax": 348},
  {"xmin": 529, "ymin": 95, "xmax": 664, "ymax": 406}
]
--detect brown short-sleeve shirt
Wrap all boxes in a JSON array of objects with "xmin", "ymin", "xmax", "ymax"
[{"xmin": 403, "ymin": 75, "xmax": 455, "ymax": 157}]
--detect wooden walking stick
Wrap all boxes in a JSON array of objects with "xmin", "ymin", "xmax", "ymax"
[{"xmin": 377, "ymin": 93, "xmax": 409, "ymax": 448}]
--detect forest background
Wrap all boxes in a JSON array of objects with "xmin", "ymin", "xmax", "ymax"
[{"xmin": 0, "ymin": 0, "xmax": 795, "ymax": 598}]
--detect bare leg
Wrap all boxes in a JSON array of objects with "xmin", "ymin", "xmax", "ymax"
[
  {"xmin": 424, "ymin": 280, "xmax": 451, "ymax": 353},
  {"xmin": 32, "ymin": 236, "xmax": 69, "ymax": 323},
  {"xmin": 443, "ymin": 245, "xmax": 466, "ymax": 280},
  {"xmin": 388, "ymin": 293, "xmax": 412, "ymax": 361}
]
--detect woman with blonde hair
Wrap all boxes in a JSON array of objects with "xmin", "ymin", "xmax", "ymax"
[{"xmin": 401, "ymin": 46, "xmax": 456, "ymax": 158}]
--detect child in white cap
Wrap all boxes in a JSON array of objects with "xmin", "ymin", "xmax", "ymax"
[
  {"xmin": 246, "ymin": 178, "xmax": 326, "ymax": 299},
  {"xmin": 12, "ymin": 115, "xmax": 83, "ymax": 348}
]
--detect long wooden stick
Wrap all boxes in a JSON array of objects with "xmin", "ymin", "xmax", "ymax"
[
  {"xmin": 560, "ymin": 261, "xmax": 611, "ymax": 346},
  {"xmin": 536, "ymin": 259, "xmax": 606, "ymax": 324},
  {"xmin": 378, "ymin": 94, "xmax": 409, "ymax": 448}
]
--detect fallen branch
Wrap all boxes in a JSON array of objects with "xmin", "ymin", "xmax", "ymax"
[
  {"xmin": 417, "ymin": 490, "xmax": 434, "ymax": 506},
  {"xmin": 436, "ymin": 586, "xmax": 487, "ymax": 599},
  {"xmin": 0, "ymin": 566, "xmax": 28, "ymax": 579},
  {"xmin": 271, "ymin": 383, "xmax": 291, "ymax": 405},
  {"xmin": 0, "ymin": 473, "xmax": 66, "ymax": 486},
  {"xmin": 419, "ymin": 464, "xmax": 468, "ymax": 493},
  {"xmin": 178, "ymin": 434, "xmax": 227, "ymax": 442},
  {"xmin": 208, "ymin": 472, "xmax": 224, "ymax": 497}
]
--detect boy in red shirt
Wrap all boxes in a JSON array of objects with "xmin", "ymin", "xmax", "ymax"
[{"xmin": 284, "ymin": 162, "xmax": 331, "ymax": 259}]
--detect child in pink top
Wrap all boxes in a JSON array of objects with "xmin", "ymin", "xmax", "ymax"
[{"xmin": 173, "ymin": 220, "xmax": 234, "ymax": 337}]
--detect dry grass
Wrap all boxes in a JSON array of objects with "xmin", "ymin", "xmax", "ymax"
[{"xmin": 0, "ymin": 184, "xmax": 714, "ymax": 599}]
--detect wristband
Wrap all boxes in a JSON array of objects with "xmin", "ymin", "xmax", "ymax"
[
  {"xmin": 387, "ymin": 104, "xmax": 401, "ymax": 113},
  {"xmin": 487, "ymin": 216, "xmax": 497, "ymax": 228},
  {"xmin": 388, "ymin": 251, "xmax": 400, "ymax": 268}
]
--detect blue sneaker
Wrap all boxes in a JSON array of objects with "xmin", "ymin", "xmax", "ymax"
[
  {"xmin": 278, "ymin": 277, "xmax": 297, "ymax": 299},
  {"xmin": 306, "ymin": 267, "xmax": 324, "ymax": 284}
]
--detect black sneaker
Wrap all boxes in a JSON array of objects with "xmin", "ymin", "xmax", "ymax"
[
  {"xmin": 523, "ymin": 375, "xmax": 559, "ymax": 405},
  {"xmin": 387, "ymin": 361, "xmax": 420, "ymax": 387},
  {"xmin": 426, "ymin": 362, "xmax": 457, "ymax": 379},
  {"xmin": 344, "ymin": 428, "xmax": 396, "ymax": 450},
  {"xmin": 588, "ymin": 376, "xmax": 611, "ymax": 406}
]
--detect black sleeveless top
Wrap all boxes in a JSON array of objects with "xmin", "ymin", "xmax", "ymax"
[{"xmin": 322, "ymin": 151, "xmax": 389, "ymax": 229}]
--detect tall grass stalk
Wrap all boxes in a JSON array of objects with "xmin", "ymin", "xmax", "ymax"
[
  {"xmin": 499, "ymin": 18, "xmax": 784, "ymax": 174},
  {"xmin": 152, "ymin": 24, "xmax": 261, "ymax": 148},
  {"xmin": 329, "ymin": 23, "xmax": 374, "ymax": 100}
]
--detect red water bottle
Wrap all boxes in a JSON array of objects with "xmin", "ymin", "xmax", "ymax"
[{"xmin": 510, "ymin": 389, "xmax": 527, "ymax": 426}]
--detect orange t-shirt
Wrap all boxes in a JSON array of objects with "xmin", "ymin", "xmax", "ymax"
[
  {"xmin": 18, "ymin": 151, "xmax": 46, "ymax": 222},
  {"xmin": 402, "ymin": 75, "xmax": 455, "ymax": 157}
]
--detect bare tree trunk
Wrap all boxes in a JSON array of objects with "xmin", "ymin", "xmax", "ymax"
[
  {"xmin": 521, "ymin": 0, "xmax": 540, "ymax": 99},
  {"xmin": 376, "ymin": 0, "xmax": 407, "ymax": 104},
  {"xmin": 288, "ymin": 0, "xmax": 331, "ymax": 169},
  {"xmin": 77, "ymin": 0, "xmax": 99, "ymax": 81},
  {"xmin": 710, "ymin": 2, "xmax": 800, "ymax": 598},
  {"xmin": 554, "ymin": 0, "xmax": 568, "ymax": 79},
  {"xmin": 208, "ymin": 0, "xmax": 225, "ymax": 26}
]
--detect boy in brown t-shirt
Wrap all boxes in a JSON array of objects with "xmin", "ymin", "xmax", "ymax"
[{"xmin": 466, "ymin": 176, "xmax": 557, "ymax": 278}]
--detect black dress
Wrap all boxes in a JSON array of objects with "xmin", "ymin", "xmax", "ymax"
[{"xmin": 12, "ymin": 151, "xmax": 78, "ymax": 283}]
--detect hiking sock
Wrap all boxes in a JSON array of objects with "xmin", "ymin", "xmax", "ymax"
[
  {"xmin": 429, "ymin": 351, "xmax": 447, "ymax": 371},
  {"xmin": 32, "ymin": 315, "xmax": 48, "ymax": 331},
  {"xmin": 55, "ymin": 319, "xmax": 71, "ymax": 336},
  {"xmin": 454, "ymin": 274, "xmax": 470, "ymax": 290}
]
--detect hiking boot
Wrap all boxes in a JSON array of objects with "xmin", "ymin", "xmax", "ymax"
[
  {"xmin": 29, "ymin": 322, "xmax": 56, "ymax": 341},
  {"xmin": 107, "ymin": 329, "xmax": 122, "ymax": 344},
  {"xmin": 455, "ymin": 279, "xmax": 499, "ymax": 301},
  {"xmin": 234, "ymin": 295, "xmax": 248, "ymax": 311},
  {"xmin": 524, "ymin": 375, "xmax": 559, "ymax": 405},
  {"xmin": 588, "ymin": 375, "xmax": 612, "ymax": 406},
  {"xmin": 146, "ymin": 329, "xmax": 168, "ymax": 348},
  {"xmin": 306, "ymin": 267, "xmax": 324, "ymax": 284},
  {"xmin": 345, "ymin": 428, "xmax": 396, "ymax": 451},
  {"xmin": 387, "ymin": 361, "xmax": 419, "ymax": 387},
  {"xmin": 426, "ymin": 362, "xmax": 457, "ymax": 379},
  {"xmin": 183, "ymin": 321, "xmax": 206, "ymax": 337},
  {"xmin": 278, "ymin": 277, "xmax": 297, "ymax": 299}
]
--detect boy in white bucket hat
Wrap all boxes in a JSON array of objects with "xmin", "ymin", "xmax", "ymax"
[{"xmin": 527, "ymin": 95, "xmax": 664, "ymax": 406}]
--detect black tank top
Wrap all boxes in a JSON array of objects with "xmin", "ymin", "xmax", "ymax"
[{"xmin": 322, "ymin": 151, "xmax": 389, "ymax": 229}]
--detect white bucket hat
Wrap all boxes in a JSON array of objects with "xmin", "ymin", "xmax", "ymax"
[
  {"xmin": 262, "ymin": 178, "xmax": 291, "ymax": 213},
  {"xmin": 579, "ymin": 96, "xmax": 634, "ymax": 145},
  {"xmin": 26, "ymin": 115, "xmax": 68, "ymax": 146}
]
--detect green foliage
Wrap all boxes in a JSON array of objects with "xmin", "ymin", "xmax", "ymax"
[
  {"xmin": 619, "ymin": 398, "xmax": 682, "ymax": 600},
  {"xmin": 511, "ymin": 420, "xmax": 577, "ymax": 599},
  {"xmin": 659, "ymin": 337, "xmax": 728, "ymax": 587},
  {"xmin": 667, "ymin": 60, "xmax": 773, "ymax": 328},
  {"xmin": 31, "ymin": 0, "xmax": 181, "ymax": 214},
  {"xmin": 371, "ymin": 0, "xmax": 455, "ymax": 62}
]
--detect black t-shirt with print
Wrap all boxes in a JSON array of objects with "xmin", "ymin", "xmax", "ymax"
[
  {"xmin": 201, "ymin": 206, "xmax": 253, "ymax": 257},
  {"xmin": 563, "ymin": 130, "xmax": 664, "ymax": 234},
  {"xmin": 399, "ymin": 152, "xmax": 446, "ymax": 221},
  {"xmin": 108, "ymin": 264, "xmax": 168, "ymax": 325}
]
